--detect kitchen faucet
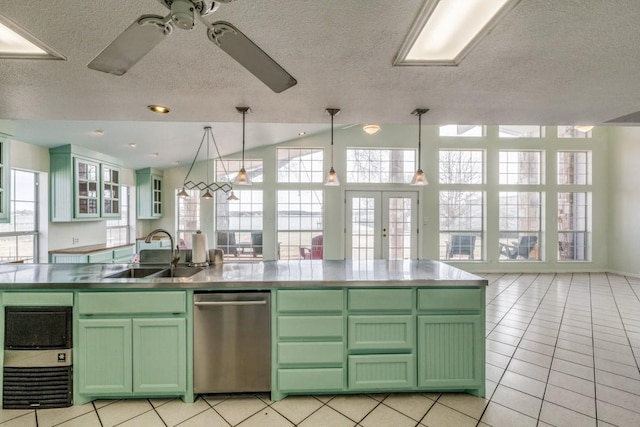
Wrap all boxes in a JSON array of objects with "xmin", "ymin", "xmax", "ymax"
[{"xmin": 144, "ymin": 229, "xmax": 180, "ymax": 269}]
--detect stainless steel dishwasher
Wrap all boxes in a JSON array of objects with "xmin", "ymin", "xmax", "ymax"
[{"xmin": 193, "ymin": 292, "xmax": 270, "ymax": 393}]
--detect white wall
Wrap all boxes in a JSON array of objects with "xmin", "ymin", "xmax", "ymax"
[{"xmin": 607, "ymin": 127, "xmax": 640, "ymax": 276}]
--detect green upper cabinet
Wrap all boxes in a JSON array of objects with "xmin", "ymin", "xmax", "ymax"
[
  {"xmin": 0, "ymin": 134, "xmax": 10, "ymax": 223},
  {"xmin": 49, "ymin": 145, "xmax": 122, "ymax": 222},
  {"xmin": 136, "ymin": 168, "xmax": 163, "ymax": 219}
]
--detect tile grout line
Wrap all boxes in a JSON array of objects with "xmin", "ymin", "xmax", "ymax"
[
  {"xmin": 147, "ymin": 399, "xmax": 168, "ymax": 427},
  {"xmin": 607, "ymin": 273, "xmax": 640, "ymax": 374}
]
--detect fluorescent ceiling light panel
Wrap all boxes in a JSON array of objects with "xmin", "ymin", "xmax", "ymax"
[
  {"xmin": 395, "ymin": 0, "xmax": 521, "ymax": 66},
  {"xmin": 0, "ymin": 15, "xmax": 65, "ymax": 59}
]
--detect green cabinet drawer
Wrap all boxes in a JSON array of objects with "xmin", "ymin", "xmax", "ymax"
[
  {"xmin": 278, "ymin": 368, "xmax": 344, "ymax": 392},
  {"xmin": 2, "ymin": 292, "xmax": 73, "ymax": 306},
  {"xmin": 88, "ymin": 250, "xmax": 113, "ymax": 263},
  {"xmin": 348, "ymin": 289, "xmax": 413, "ymax": 312},
  {"xmin": 417, "ymin": 289, "xmax": 483, "ymax": 313},
  {"xmin": 348, "ymin": 315, "xmax": 414, "ymax": 351},
  {"xmin": 78, "ymin": 292, "xmax": 186, "ymax": 315},
  {"xmin": 278, "ymin": 342, "xmax": 344, "ymax": 366},
  {"xmin": 278, "ymin": 316, "xmax": 343, "ymax": 339},
  {"xmin": 348, "ymin": 354, "xmax": 416, "ymax": 390},
  {"xmin": 277, "ymin": 290, "xmax": 343, "ymax": 313}
]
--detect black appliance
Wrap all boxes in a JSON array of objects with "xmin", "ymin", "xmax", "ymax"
[{"xmin": 3, "ymin": 306, "xmax": 72, "ymax": 409}]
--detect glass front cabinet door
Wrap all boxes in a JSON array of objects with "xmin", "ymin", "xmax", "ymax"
[
  {"xmin": 101, "ymin": 164, "xmax": 121, "ymax": 218},
  {"xmin": 75, "ymin": 158, "xmax": 100, "ymax": 219}
]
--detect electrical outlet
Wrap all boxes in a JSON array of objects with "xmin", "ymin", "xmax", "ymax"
[{"xmin": 72, "ymin": 237, "xmax": 79, "ymax": 245}]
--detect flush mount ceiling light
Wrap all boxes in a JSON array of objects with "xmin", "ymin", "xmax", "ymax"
[
  {"xmin": 178, "ymin": 126, "xmax": 233, "ymax": 199},
  {"xmin": 395, "ymin": 0, "xmax": 521, "ymax": 66},
  {"xmin": 325, "ymin": 108, "xmax": 341, "ymax": 186},
  {"xmin": 147, "ymin": 104, "xmax": 170, "ymax": 114},
  {"xmin": 363, "ymin": 124, "xmax": 381, "ymax": 135},
  {"xmin": 234, "ymin": 107, "xmax": 252, "ymax": 186},
  {"xmin": 410, "ymin": 108, "xmax": 429, "ymax": 186},
  {"xmin": 0, "ymin": 15, "xmax": 65, "ymax": 60}
]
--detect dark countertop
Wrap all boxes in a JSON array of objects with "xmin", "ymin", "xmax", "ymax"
[
  {"xmin": 0, "ymin": 260, "xmax": 487, "ymax": 290},
  {"xmin": 48, "ymin": 243, "xmax": 135, "ymax": 255}
]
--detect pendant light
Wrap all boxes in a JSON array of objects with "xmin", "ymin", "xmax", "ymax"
[
  {"xmin": 226, "ymin": 190, "xmax": 239, "ymax": 201},
  {"xmin": 325, "ymin": 108, "xmax": 341, "ymax": 186},
  {"xmin": 410, "ymin": 108, "xmax": 430, "ymax": 186},
  {"xmin": 234, "ymin": 106, "xmax": 252, "ymax": 185}
]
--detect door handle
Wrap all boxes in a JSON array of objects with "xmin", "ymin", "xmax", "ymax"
[{"xmin": 194, "ymin": 300, "xmax": 267, "ymax": 307}]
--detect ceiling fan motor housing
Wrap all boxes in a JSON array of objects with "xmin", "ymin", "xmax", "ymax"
[{"xmin": 160, "ymin": 0, "xmax": 222, "ymax": 22}]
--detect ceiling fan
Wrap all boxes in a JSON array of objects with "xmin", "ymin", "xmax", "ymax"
[{"xmin": 87, "ymin": 0, "xmax": 297, "ymax": 93}]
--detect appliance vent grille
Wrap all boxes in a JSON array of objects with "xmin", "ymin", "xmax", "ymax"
[{"xmin": 2, "ymin": 366, "xmax": 72, "ymax": 409}]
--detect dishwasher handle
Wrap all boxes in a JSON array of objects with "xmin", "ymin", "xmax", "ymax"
[{"xmin": 194, "ymin": 300, "xmax": 267, "ymax": 307}]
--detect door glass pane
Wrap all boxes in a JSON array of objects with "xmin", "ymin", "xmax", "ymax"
[
  {"xmin": 387, "ymin": 197, "xmax": 412, "ymax": 260},
  {"xmin": 351, "ymin": 197, "xmax": 375, "ymax": 260}
]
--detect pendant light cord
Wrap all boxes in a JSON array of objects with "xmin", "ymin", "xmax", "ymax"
[
  {"xmin": 241, "ymin": 110, "xmax": 246, "ymax": 166},
  {"xmin": 417, "ymin": 112, "xmax": 422, "ymax": 170},
  {"xmin": 330, "ymin": 111, "xmax": 335, "ymax": 167}
]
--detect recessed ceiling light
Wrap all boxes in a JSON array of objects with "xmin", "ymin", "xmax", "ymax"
[
  {"xmin": 128, "ymin": 142, "xmax": 137, "ymax": 148},
  {"xmin": 147, "ymin": 104, "xmax": 170, "ymax": 114},
  {"xmin": 0, "ymin": 15, "xmax": 65, "ymax": 60},
  {"xmin": 92, "ymin": 129, "xmax": 104, "ymax": 136},
  {"xmin": 173, "ymin": 161, "xmax": 180, "ymax": 165},
  {"xmin": 298, "ymin": 131, "xmax": 306, "ymax": 136},
  {"xmin": 363, "ymin": 124, "xmax": 381, "ymax": 135},
  {"xmin": 395, "ymin": 0, "xmax": 521, "ymax": 66},
  {"xmin": 151, "ymin": 152, "xmax": 159, "ymax": 157}
]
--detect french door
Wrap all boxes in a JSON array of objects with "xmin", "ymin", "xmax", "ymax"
[{"xmin": 346, "ymin": 191, "xmax": 418, "ymax": 260}]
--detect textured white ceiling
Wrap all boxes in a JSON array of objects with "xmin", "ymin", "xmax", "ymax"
[{"xmin": 2, "ymin": 0, "xmax": 640, "ymax": 168}]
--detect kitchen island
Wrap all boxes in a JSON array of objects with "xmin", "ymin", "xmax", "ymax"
[{"xmin": 0, "ymin": 260, "xmax": 487, "ymax": 405}]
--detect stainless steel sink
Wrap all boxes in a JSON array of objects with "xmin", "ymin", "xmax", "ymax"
[
  {"xmin": 104, "ymin": 267, "xmax": 166, "ymax": 279},
  {"xmin": 151, "ymin": 267, "xmax": 203, "ymax": 278}
]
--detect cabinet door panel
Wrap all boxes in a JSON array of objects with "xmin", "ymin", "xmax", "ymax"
[
  {"xmin": 348, "ymin": 354, "xmax": 415, "ymax": 390},
  {"xmin": 78, "ymin": 319, "xmax": 132, "ymax": 395},
  {"xmin": 278, "ymin": 368, "xmax": 344, "ymax": 392},
  {"xmin": 417, "ymin": 315, "xmax": 484, "ymax": 389},
  {"xmin": 278, "ymin": 316, "xmax": 343, "ymax": 339},
  {"xmin": 132, "ymin": 318, "xmax": 186, "ymax": 393},
  {"xmin": 278, "ymin": 342, "xmax": 343, "ymax": 366}
]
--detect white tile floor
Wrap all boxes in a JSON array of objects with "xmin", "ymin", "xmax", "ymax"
[{"xmin": 2, "ymin": 273, "xmax": 640, "ymax": 426}]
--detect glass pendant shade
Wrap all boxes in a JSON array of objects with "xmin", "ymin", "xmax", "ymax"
[
  {"xmin": 234, "ymin": 167, "xmax": 251, "ymax": 185},
  {"xmin": 177, "ymin": 187, "xmax": 189, "ymax": 198},
  {"xmin": 410, "ymin": 168, "xmax": 428, "ymax": 185},
  {"xmin": 226, "ymin": 190, "xmax": 239, "ymax": 201},
  {"xmin": 325, "ymin": 167, "xmax": 340, "ymax": 186}
]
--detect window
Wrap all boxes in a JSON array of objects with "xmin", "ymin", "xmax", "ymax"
[
  {"xmin": 0, "ymin": 170, "xmax": 38, "ymax": 263},
  {"xmin": 499, "ymin": 151, "xmax": 543, "ymax": 185},
  {"xmin": 499, "ymin": 125, "xmax": 542, "ymax": 138},
  {"xmin": 557, "ymin": 151, "xmax": 591, "ymax": 185},
  {"xmin": 277, "ymin": 190, "xmax": 323, "ymax": 260},
  {"xmin": 439, "ymin": 150, "xmax": 484, "ymax": 184},
  {"xmin": 346, "ymin": 149, "xmax": 415, "ymax": 183},
  {"xmin": 439, "ymin": 191, "xmax": 484, "ymax": 260},
  {"xmin": 216, "ymin": 159, "xmax": 263, "ymax": 183},
  {"xmin": 277, "ymin": 148, "xmax": 324, "ymax": 183},
  {"xmin": 176, "ymin": 189, "xmax": 200, "ymax": 249},
  {"xmin": 439, "ymin": 125, "xmax": 484, "ymax": 137},
  {"xmin": 499, "ymin": 192, "xmax": 542, "ymax": 261},
  {"xmin": 558, "ymin": 192, "xmax": 590, "ymax": 261},
  {"xmin": 106, "ymin": 186, "xmax": 131, "ymax": 246},
  {"xmin": 216, "ymin": 190, "xmax": 263, "ymax": 260},
  {"xmin": 558, "ymin": 126, "xmax": 593, "ymax": 138}
]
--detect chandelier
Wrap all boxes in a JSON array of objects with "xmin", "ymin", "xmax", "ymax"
[{"xmin": 177, "ymin": 126, "xmax": 233, "ymax": 199}]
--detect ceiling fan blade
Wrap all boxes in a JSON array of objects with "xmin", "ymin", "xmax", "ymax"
[
  {"xmin": 88, "ymin": 15, "xmax": 172, "ymax": 76},
  {"xmin": 207, "ymin": 21, "xmax": 297, "ymax": 93}
]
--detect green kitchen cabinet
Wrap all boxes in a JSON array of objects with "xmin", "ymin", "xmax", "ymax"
[
  {"xmin": 49, "ymin": 145, "xmax": 122, "ymax": 222},
  {"xmin": 76, "ymin": 292, "xmax": 187, "ymax": 399},
  {"xmin": 49, "ymin": 245, "xmax": 134, "ymax": 264},
  {"xmin": 0, "ymin": 133, "xmax": 10, "ymax": 223},
  {"xmin": 417, "ymin": 314, "xmax": 484, "ymax": 391},
  {"xmin": 136, "ymin": 168, "xmax": 163, "ymax": 219},
  {"xmin": 348, "ymin": 354, "xmax": 416, "ymax": 390},
  {"xmin": 78, "ymin": 318, "xmax": 132, "ymax": 395}
]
